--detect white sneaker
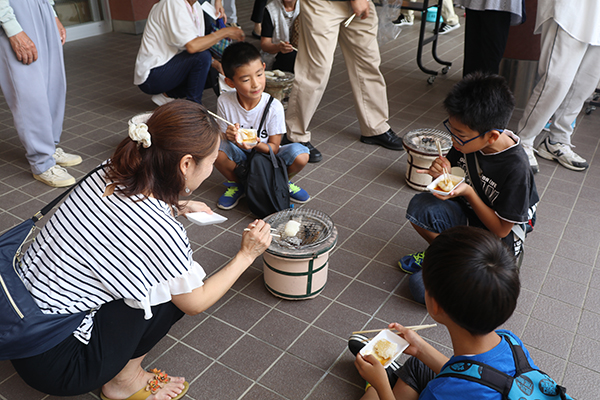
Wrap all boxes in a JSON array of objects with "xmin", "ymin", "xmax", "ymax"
[
  {"xmin": 436, "ymin": 22, "xmax": 460, "ymax": 35},
  {"xmin": 151, "ymin": 93, "xmax": 175, "ymax": 106},
  {"xmin": 53, "ymin": 148, "xmax": 82, "ymax": 167},
  {"xmin": 536, "ymin": 137, "xmax": 589, "ymax": 171},
  {"xmin": 33, "ymin": 165, "xmax": 76, "ymax": 187},
  {"xmin": 521, "ymin": 144, "xmax": 539, "ymax": 173}
]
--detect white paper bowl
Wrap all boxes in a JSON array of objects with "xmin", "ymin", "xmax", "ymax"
[
  {"xmin": 427, "ymin": 174, "xmax": 465, "ymax": 196},
  {"xmin": 359, "ymin": 329, "xmax": 410, "ymax": 368}
]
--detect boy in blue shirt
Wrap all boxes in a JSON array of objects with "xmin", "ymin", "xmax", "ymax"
[
  {"xmin": 352, "ymin": 226, "xmax": 539, "ymax": 400},
  {"xmin": 399, "ymin": 73, "xmax": 538, "ymax": 303},
  {"xmin": 214, "ymin": 42, "xmax": 309, "ymax": 209}
]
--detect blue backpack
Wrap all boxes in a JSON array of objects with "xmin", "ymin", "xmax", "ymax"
[{"xmin": 436, "ymin": 332, "xmax": 573, "ymax": 400}]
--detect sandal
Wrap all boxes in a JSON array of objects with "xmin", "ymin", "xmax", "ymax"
[{"xmin": 100, "ymin": 368, "xmax": 189, "ymax": 400}]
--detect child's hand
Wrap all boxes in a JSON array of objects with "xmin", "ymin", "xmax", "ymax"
[
  {"xmin": 226, "ymin": 123, "xmax": 241, "ymax": 144},
  {"xmin": 388, "ymin": 323, "xmax": 428, "ymax": 358},
  {"xmin": 354, "ymin": 353, "xmax": 390, "ymax": 391},
  {"xmin": 417, "ymin": 156, "xmax": 451, "ymax": 179},
  {"xmin": 278, "ymin": 42, "xmax": 294, "ymax": 54}
]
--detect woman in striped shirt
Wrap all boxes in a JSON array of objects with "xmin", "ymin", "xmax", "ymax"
[{"xmin": 12, "ymin": 100, "xmax": 272, "ymax": 400}]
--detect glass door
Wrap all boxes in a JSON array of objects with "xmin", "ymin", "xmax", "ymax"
[{"xmin": 55, "ymin": 0, "xmax": 112, "ymax": 41}]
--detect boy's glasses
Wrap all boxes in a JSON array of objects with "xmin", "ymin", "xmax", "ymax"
[{"xmin": 443, "ymin": 118, "xmax": 504, "ymax": 146}]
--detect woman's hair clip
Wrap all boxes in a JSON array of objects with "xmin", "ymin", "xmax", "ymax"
[{"xmin": 129, "ymin": 123, "xmax": 152, "ymax": 148}]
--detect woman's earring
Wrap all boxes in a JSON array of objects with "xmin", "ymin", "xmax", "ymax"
[{"xmin": 184, "ymin": 175, "xmax": 190, "ymax": 194}]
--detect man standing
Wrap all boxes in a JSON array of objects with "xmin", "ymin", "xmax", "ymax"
[
  {"xmin": 285, "ymin": 0, "xmax": 402, "ymax": 163},
  {"xmin": 0, "ymin": 0, "xmax": 81, "ymax": 187},
  {"xmin": 518, "ymin": 0, "xmax": 600, "ymax": 173}
]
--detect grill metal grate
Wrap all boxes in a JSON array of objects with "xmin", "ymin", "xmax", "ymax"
[
  {"xmin": 402, "ymin": 128, "xmax": 452, "ymax": 155},
  {"xmin": 264, "ymin": 209, "xmax": 334, "ymax": 251}
]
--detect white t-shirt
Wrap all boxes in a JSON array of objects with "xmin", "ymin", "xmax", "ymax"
[
  {"xmin": 19, "ymin": 166, "xmax": 206, "ymax": 344},
  {"xmin": 134, "ymin": 0, "xmax": 205, "ymax": 85},
  {"xmin": 217, "ymin": 91, "xmax": 286, "ymax": 144}
]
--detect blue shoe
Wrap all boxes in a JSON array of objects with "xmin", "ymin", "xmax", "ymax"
[
  {"xmin": 289, "ymin": 181, "xmax": 310, "ymax": 203},
  {"xmin": 217, "ymin": 181, "xmax": 245, "ymax": 210},
  {"xmin": 398, "ymin": 251, "xmax": 425, "ymax": 274}
]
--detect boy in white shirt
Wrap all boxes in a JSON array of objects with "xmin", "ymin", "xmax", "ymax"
[{"xmin": 214, "ymin": 42, "xmax": 309, "ymax": 210}]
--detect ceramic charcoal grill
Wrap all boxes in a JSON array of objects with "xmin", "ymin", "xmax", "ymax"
[
  {"xmin": 262, "ymin": 208, "xmax": 337, "ymax": 300},
  {"xmin": 402, "ymin": 128, "xmax": 452, "ymax": 191}
]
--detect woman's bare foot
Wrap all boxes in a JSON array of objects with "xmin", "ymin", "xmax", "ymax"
[{"xmin": 101, "ymin": 368, "xmax": 186, "ymax": 400}]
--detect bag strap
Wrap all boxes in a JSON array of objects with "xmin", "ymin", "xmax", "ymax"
[
  {"xmin": 33, "ymin": 165, "xmax": 104, "ymax": 223},
  {"xmin": 257, "ymin": 95, "xmax": 275, "ymax": 136}
]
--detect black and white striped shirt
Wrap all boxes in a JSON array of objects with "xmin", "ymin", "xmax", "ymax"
[{"xmin": 19, "ymin": 167, "xmax": 206, "ymax": 344}]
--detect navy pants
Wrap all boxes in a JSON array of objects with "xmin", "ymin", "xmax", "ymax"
[{"xmin": 138, "ymin": 49, "xmax": 217, "ymax": 104}]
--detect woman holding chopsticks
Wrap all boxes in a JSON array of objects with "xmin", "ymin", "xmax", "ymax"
[{"xmin": 11, "ymin": 101, "xmax": 271, "ymax": 399}]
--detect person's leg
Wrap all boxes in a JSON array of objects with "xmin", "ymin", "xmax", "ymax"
[
  {"xmin": 462, "ymin": 9, "xmax": 510, "ymax": 76},
  {"xmin": 517, "ymin": 20, "xmax": 587, "ymax": 148},
  {"xmin": 215, "ymin": 143, "xmax": 247, "ymax": 209},
  {"xmin": 11, "ymin": 300, "xmax": 185, "ymax": 396},
  {"xmin": 138, "ymin": 50, "xmax": 212, "ymax": 104},
  {"xmin": 273, "ymin": 51, "xmax": 297, "ymax": 74},
  {"xmin": 338, "ymin": 2, "xmax": 390, "ymax": 137},
  {"xmin": 277, "ymin": 143, "xmax": 309, "ymax": 177},
  {"xmin": 285, "ymin": 0, "xmax": 342, "ymax": 143},
  {"xmin": 440, "ymin": 0, "xmax": 459, "ymax": 26},
  {"xmin": 223, "ymin": 0, "xmax": 237, "ymax": 24},
  {"xmin": 251, "ymin": 0, "xmax": 267, "ymax": 35},
  {"xmin": 0, "ymin": 0, "xmax": 59, "ymax": 175},
  {"xmin": 548, "ymin": 44, "xmax": 600, "ymax": 145},
  {"xmin": 405, "ymin": 194, "xmax": 468, "ymax": 240},
  {"xmin": 393, "ymin": 356, "xmax": 434, "ymax": 398}
]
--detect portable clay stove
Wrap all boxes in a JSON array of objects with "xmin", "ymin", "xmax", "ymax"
[
  {"xmin": 262, "ymin": 208, "xmax": 337, "ymax": 300},
  {"xmin": 402, "ymin": 128, "xmax": 452, "ymax": 191}
]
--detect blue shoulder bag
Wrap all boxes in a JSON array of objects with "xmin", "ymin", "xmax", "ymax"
[{"xmin": 0, "ymin": 166, "xmax": 102, "ymax": 360}]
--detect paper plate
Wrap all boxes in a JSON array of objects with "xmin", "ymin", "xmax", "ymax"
[
  {"xmin": 359, "ymin": 329, "xmax": 409, "ymax": 368},
  {"xmin": 186, "ymin": 212, "xmax": 228, "ymax": 226}
]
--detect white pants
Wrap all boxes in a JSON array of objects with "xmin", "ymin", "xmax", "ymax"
[
  {"xmin": 517, "ymin": 19, "xmax": 600, "ymax": 147},
  {"xmin": 0, "ymin": 0, "xmax": 66, "ymax": 174},
  {"xmin": 286, "ymin": 0, "xmax": 390, "ymax": 141}
]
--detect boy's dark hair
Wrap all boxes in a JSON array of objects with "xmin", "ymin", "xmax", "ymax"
[
  {"xmin": 221, "ymin": 42, "xmax": 262, "ymax": 79},
  {"xmin": 421, "ymin": 226, "xmax": 520, "ymax": 336},
  {"xmin": 443, "ymin": 72, "xmax": 515, "ymax": 134}
]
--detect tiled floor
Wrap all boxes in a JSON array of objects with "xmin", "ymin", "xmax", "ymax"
[{"xmin": 1, "ymin": 3, "xmax": 599, "ymax": 400}]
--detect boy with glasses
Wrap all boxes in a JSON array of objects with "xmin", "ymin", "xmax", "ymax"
[{"xmin": 398, "ymin": 73, "xmax": 538, "ymax": 304}]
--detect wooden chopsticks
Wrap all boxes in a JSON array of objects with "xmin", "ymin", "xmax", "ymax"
[
  {"xmin": 435, "ymin": 139, "xmax": 449, "ymax": 184},
  {"xmin": 351, "ymin": 324, "xmax": 437, "ymax": 335}
]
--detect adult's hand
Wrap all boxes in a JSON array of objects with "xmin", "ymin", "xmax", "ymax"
[
  {"xmin": 214, "ymin": 0, "xmax": 226, "ymax": 23},
  {"xmin": 180, "ymin": 200, "xmax": 213, "ymax": 216},
  {"xmin": 56, "ymin": 17, "xmax": 66, "ymax": 44},
  {"xmin": 240, "ymin": 220, "xmax": 272, "ymax": 260},
  {"xmin": 350, "ymin": 0, "xmax": 370, "ymax": 19},
  {"xmin": 9, "ymin": 31, "xmax": 38, "ymax": 64},
  {"xmin": 224, "ymin": 26, "xmax": 245, "ymax": 41}
]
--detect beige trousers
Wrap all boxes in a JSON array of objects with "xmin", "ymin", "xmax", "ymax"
[{"xmin": 286, "ymin": 0, "xmax": 390, "ymax": 141}]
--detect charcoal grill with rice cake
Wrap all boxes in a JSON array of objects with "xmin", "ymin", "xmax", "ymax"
[
  {"xmin": 263, "ymin": 208, "xmax": 337, "ymax": 300},
  {"xmin": 402, "ymin": 128, "xmax": 452, "ymax": 191}
]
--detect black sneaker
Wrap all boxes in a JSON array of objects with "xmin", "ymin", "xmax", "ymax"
[
  {"xmin": 392, "ymin": 14, "xmax": 413, "ymax": 26},
  {"xmin": 360, "ymin": 129, "xmax": 404, "ymax": 151},
  {"xmin": 435, "ymin": 22, "xmax": 460, "ymax": 35}
]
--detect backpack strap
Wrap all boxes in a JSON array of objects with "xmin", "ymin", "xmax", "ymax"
[
  {"xmin": 437, "ymin": 359, "xmax": 513, "ymax": 398},
  {"xmin": 257, "ymin": 95, "xmax": 275, "ymax": 135},
  {"xmin": 464, "ymin": 153, "xmax": 527, "ymax": 243}
]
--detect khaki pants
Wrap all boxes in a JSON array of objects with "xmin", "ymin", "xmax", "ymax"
[{"xmin": 286, "ymin": 0, "xmax": 390, "ymax": 141}]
